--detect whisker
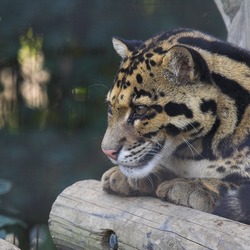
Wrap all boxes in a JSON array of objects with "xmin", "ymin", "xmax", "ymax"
[
  {"xmin": 182, "ymin": 137, "xmax": 195, "ymax": 159},
  {"xmin": 150, "ymin": 171, "xmax": 162, "ymax": 181},
  {"xmin": 88, "ymin": 83, "xmax": 109, "ymax": 90},
  {"xmin": 181, "ymin": 136, "xmax": 204, "ymax": 159},
  {"xmin": 146, "ymin": 175, "xmax": 154, "ymax": 190}
]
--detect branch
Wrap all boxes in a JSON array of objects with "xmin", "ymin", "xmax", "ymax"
[
  {"xmin": 49, "ymin": 180, "xmax": 250, "ymax": 250},
  {"xmin": 214, "ymin": 0, "xmax": 250, "ymax": 49}
]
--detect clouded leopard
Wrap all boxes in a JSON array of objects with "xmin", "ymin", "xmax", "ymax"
[{"xmin": 101, "ymin": 28, "xmax": 250, "ymax": 224}]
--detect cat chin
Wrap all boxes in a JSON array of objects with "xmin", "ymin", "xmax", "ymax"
[
  {"xmin": 119, "ymin": 140, "xmax": 173, "ymax": 178},
  {"xmin": 119, "ymin": 156, "xmax": 161, "ymax": 179}
]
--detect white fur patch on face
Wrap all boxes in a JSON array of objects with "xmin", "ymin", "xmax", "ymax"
[
  {"xmin": 118, "ymin": 139, "xmax": 174, "ymax": 178},
  {"xmin": 119, "ymin": 155, "xmax": 161, "ymax": 178}
]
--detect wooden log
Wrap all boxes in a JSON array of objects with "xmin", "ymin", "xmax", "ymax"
[
  {"xmin": 0, "ymin": 238, "xmax": 20, "ymax": 250},
  {"xmin": 49, "ymin": 179, "xmax": 250, "ymax": 250}
]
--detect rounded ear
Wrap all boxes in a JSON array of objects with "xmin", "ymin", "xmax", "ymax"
[
  {"xmin": 163, "ymin": 45, "xmax": 198, "ymax": 85},
  {"xmin": 112, "ymin": 37, "xmax": 143, "ymax": 59}
]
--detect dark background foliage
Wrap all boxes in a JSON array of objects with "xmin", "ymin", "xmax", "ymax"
[{"xmin": 0, "ymin": 0, "xmax": 226, "ymax": 248}]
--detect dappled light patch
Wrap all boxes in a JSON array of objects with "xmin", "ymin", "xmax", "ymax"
[{"xmin": 18, "ymin": 28, "xmax": 50, "ymax": 110}]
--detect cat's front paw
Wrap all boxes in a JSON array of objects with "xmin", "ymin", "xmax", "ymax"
[
  {"xmin": 156, "ymin": 178, "xmax": 218, "ymax": 212},
  {"xmin": 101, "ymin": 166, "xmax": 133, "ymax": 196}
]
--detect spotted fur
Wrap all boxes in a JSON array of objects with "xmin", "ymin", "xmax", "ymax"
[{"xmin": 101, "ymin": 28, "xmax": 250, "ymax": 224}]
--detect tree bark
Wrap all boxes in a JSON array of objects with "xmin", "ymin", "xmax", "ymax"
[{"xmin": 214, "ymin": 0, "xmax": 250, "ymax": 49}]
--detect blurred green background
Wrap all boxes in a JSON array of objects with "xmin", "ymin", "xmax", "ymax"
[{"xmin": 0, "ymin": 0, "xmax": 226, "ymax": 248}]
